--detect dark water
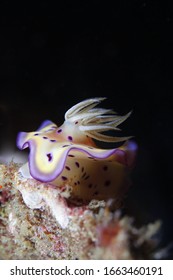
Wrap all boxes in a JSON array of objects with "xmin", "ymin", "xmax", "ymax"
[{"xmin": 0, "ymin": 1, "xmax": 172, "ymax": 258}]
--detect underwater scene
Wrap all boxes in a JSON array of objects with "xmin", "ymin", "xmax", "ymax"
[{"xmin": 0, "ymin": 2, "xmax": 172, "ymax": 259}]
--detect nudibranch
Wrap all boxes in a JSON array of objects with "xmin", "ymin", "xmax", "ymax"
[{"xmin": 17, "ymin": 98, "xmax": 137, "ymax": 204}]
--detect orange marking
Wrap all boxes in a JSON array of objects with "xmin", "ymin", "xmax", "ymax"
[{"xmin": 0, "ymin": 185, "xmax": 3, "ymax": 189}]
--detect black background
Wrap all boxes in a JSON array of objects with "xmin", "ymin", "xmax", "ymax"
[{"xmin": 0, "ymin": 1, "xmax": 173, "ymax": 257}]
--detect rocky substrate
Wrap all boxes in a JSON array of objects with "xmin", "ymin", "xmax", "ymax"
[{"xmin": 0, "ymin": 162, "xmax": 161, "ymax": 259}]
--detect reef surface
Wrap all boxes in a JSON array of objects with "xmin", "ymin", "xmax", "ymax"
[{"xmin": 0, "ymin": 162, "xmax": 161, "ymax": 260}]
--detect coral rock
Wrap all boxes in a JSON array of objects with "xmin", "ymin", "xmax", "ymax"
[{"xmin": 0, "ymin": 162, "xmax": 160, "ymax": 260}]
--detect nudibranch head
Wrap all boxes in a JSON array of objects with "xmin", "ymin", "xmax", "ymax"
[{"xmin": 17, "ymin": 98, "xmax": 137, "ymax": 203}]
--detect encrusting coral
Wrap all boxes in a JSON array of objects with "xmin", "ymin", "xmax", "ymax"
[
  {"xmin": 0, "ymin": 98, "xmax": 162, "ymax": 259},
  {"xmin": 0, "ymin": 162, "xmax": 160, "ymax": 259}
]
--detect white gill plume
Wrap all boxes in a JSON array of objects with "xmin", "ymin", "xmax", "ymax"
[{"xmin": 65, "ymin": 97, "xmax": 132, "ymax": 142}]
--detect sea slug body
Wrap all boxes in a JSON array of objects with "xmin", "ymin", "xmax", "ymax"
[{"xmin": 17, "ymin": 97, "xmax": 137, "ymax": 203}]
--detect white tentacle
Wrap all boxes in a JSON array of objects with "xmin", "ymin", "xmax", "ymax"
[{"xmin": 64, "ymin": 97, "xmax": 131, "ymax": 142}]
